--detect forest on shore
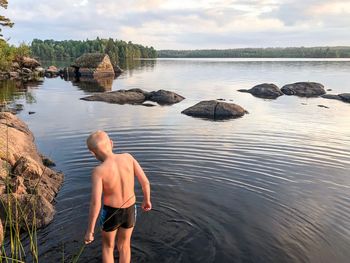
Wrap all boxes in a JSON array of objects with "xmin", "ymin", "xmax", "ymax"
[
  {"xmin": 158, "ymin": 47, "xmax": 350, "ymax": 58},
  {"xmin": 30, "ymin": 38, "xmax": 157, "ymax": 65}
]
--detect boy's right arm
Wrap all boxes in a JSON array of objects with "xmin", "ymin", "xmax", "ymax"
[{"xmin": 132, "ymin": 155, "xmax": 152, "ymax": 211}]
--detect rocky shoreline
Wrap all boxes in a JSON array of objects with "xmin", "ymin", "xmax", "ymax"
[
  {"xmin": 0, "ymin": 56, "xmax": 61, "ymax": 82},
  {"xmin": 0, "ymin": 112, "xmax": 64, "ymax": 245}
]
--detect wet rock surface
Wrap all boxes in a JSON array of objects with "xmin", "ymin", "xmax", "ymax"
[
  {"xmin": 281, "ymin": 82, "xmax": 326, "ymax": 97},
  {"xmin": 238, "ymin": 83, "xmax": 283, "ymax": 99},
  {"xmin": 81, "ymin": 88, "xmax": 185, "ymax": 105},
  {"xmin": 181, "ymin": 100, "xmax": 248, "ymax": 120},
  {"xmin": 322, "ymin": 93, "xmax": 350, "ymax": 103}
]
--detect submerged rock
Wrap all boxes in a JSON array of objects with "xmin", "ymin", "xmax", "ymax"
[
  {"xmin": 81, "ymin": 88, "xmax": 185, "ymax": 106},
  {"xmin": 0, "ymin": 112, "xmax": 64, "ymax": 232},
  {"xmin": 281, "ymin": 82, "xmax": 326, "ymax": 97},
  {"xmin": 181, "ymin": 100, "xmax": 248, "ymax": 120},
  {"xmin": 322, "ymin": 93, "xmax": 350, "ymax": 103},
  {"xmin": 318, "ymin": 105, "xmax": 329, "ymax": 109},
  {"xmin": 238, "ymin": 83, "xmax": 283, "ymax": 99}
]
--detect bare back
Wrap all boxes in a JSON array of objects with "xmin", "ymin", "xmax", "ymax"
[{"xmin": 99, "ymin": 153, "xmax": 136, "ymax": 208}]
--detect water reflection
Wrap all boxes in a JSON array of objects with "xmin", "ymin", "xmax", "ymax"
[
  {"xmin": 70, "ymin": 75, "xmax": 115, "ymax": 93},
  {"xmin": 0, "ymin": 79, "xmax": 39, "ymax": 113}
]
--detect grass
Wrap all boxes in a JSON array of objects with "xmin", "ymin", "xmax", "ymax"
[
  {"xmin": 0, "ymin": 98, "xmax": 87, "ymax": 262},
  {"xmin": 0, "ymin": 98, "xmax": 47, "ymax": 262}
]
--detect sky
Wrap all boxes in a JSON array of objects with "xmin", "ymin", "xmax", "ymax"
[{"xmin": 2, "ymin": 0, "xmax": 350, "ymax": 49}]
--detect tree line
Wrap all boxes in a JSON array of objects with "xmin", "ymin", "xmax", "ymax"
[
  {"xmin": 31, "ymin": 38, "xmax": 157, "ymax": 65},
  {"xmin": 0, "ymin": 0, "xmax": 31, "ymax": 71},
  {"xmin": 158, "ymin": 47, "xmax": 350, "ymax": 58}
]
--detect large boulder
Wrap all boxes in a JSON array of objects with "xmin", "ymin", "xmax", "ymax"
[
  {"xmin": 322, "ymin": 93, "xmax": 350, "ymax": 103},
  {"xmin": 281, "ymin": 82, "xmax": 326, "ymax": 97},
  {"xmin": 181, "ymin": 100, "xmax": 248, "ymax": 120},
  {"xmin": 238, "ymin": 83, "xmax": 283, "ymax": 99},
  {"xmin": 148, "ymin": 89, "xmax": 185, "ymax": 105},
  {"xmin": 81, "ymin": 89, "xmax": 147, "ymax": 104},
  {"xmin": 18, "ymin": 56, "xmax": 41, "ymax": 69},
  {"xmin": 0, "ymin": 112, "xmax": 64, "ymax": 234}
]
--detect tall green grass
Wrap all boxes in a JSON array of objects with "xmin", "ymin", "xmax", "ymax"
[{"xmin": 1, "ymin": 103, "xmax": 40, "ymax": 262}]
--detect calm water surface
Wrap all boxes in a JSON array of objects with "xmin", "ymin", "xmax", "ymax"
[{"xmin": 1, "ymin": 58, "xmax": 350, "ymax": 262}]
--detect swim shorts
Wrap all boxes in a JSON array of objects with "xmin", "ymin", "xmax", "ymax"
[{"xmin": 100, "ymin": 203, "xmax": 136, "ymax": 232}]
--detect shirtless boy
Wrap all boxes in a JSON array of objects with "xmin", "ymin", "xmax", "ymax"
[{"xmin": 84, "ymin": 130, "xmax": 151, "ymax": 263}]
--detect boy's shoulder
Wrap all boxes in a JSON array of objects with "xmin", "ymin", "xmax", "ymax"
[{"xmin": 116, "ymin": 152, "xmax": 134, "ymax": 160}]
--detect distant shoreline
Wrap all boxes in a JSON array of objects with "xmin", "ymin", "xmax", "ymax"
[{"xmin": 157, "ymin": 46, "xmax": 350, "ymax": 58}]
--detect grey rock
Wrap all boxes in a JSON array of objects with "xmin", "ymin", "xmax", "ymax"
[
  {"xmin": 321, "ymin": 94, "xmax": 342, "ymax": 101},
  {"xmin": 81, "ymin": 88, "xmax": 185, "ymax": 106},
  {"xmin": 238, "ymin": 83, "xmax": 283, "ymax": 99},
  {"xmin": 322, "ymin": 93, "xmax": 350, "ymax": 103},
  {"xmin": 182, "ymin": 100, "xmax": 248, "ymax": 120},
  {"xmin": 339, "ymin": 93, "xmax": 350, "ymax": 102},
  {"xmin": 148, "ymin": 89, "xmax": 185, "ymax": 105},
  {"xmin": 281, "ymin": 82, "xmax": 326, "ymax": 97},
  {"xmin": 81, "ymin": 89, "xmax": 147, "ymax": 104},
  {"xmin": 9, "ymin": 71, "xmax": 20, "ymax": 79},
  {"xmin": 21, "ymin": 67, "xmax": 32, "ymax": 74}
]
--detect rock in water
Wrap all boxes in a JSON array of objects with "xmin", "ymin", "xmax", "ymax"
[
  {"xmin": 148, "ymin": 90, "xmax": 185, "ymax": 105},
  {"xmin": 81, "ymin": 89, "xmax": 147, "ymax": 104},
  {"xmin": 339, "ymin": 93, "xmax": 350, "ymax": 102},
  {"xmin": 281, "ymin": 82, "xmax": 326, "ymax": 97},
  {"xmin": 321, "ymin": 94, "xmax": 342, "ymax": 101},
  {"xmin": 321, "ymin": 93, "xmax": 350, "ymax": 103},
  {"xmin": 181, "ymin": 100, "xmax": 247, "ymax": 120},
  {"xmin": 238, "ymin": 83, "xmax": 283, "ymax": 99},
  {"xmin": 81, "ymin": 88, "xmax": 185, "ymax": 105}
]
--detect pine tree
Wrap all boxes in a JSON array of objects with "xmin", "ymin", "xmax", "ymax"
[{"xmin": 0, "ymin": 0, "xmax": 14, "ymax": 39}]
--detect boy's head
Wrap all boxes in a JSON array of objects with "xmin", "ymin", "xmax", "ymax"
[{"xmin": 86, "ymin": 130, "xmax": 113, "ymax": 161}]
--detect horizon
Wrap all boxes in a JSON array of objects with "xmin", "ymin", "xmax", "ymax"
[{"xmin": 2, "ymin": 0, "xmax": 350, "ymax": 49}]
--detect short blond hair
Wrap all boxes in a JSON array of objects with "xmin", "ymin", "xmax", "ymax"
[{"xmin": 86, "ymin": 130, "xmax": 111, "ymax": 151}]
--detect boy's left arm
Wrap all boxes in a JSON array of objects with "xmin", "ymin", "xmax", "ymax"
[{"xmin": 84, "ymin": 168, "xmax": 103, "ymax": 244}]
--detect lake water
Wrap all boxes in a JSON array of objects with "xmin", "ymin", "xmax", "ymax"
[{"xmin": 1, "ymin": 58, "xmax": 350, "ymax": 262}]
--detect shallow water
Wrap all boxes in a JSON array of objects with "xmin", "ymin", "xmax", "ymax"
[{"xmin": 1, "ymin": 58, "xmax": 350, "ymax": 262}]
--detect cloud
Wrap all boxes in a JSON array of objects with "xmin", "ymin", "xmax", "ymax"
[{"xmin": 2, "ymin": 0, "xmax": 350, "ymax": 49}]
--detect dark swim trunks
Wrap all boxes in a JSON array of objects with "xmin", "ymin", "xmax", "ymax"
[{"xmin": 100, "ymin": 203, "xmax": 136, "ymax": 232}]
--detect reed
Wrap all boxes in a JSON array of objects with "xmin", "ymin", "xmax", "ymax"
[{"xmin": 0, "ymin": 101, "xmax": 40, "ymax": 262}]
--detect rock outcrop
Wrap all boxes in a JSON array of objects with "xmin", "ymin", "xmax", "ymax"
[
  {"xmin": 81, "ymin": 88, "xmax": 185, "ymax": 105},
  {"xmin": 281, "ymin": 82, "xmax": 326, "ymax": 97},
  {"xmin": 0, "ymin": 112, "xmax": 63, "ymax": 239},
  {"xmin": 322, "ymin": 93, "xmax": 350, "ymax": 103},
  {"xmin": 0, "ymin": 56, "xmax": 45, "ymax": 81},
  {"xmin": 181, "ymin": 100, "xmax": 248, "ymax": 120},
  {"xmin": 238, "ymin": 83, "xmax": 283, "ymax": 99}
]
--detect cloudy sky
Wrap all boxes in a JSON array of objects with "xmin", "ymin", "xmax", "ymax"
[{"xmin": 2, "ymin": 0, "xmax": 350, "ymax": 49}]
